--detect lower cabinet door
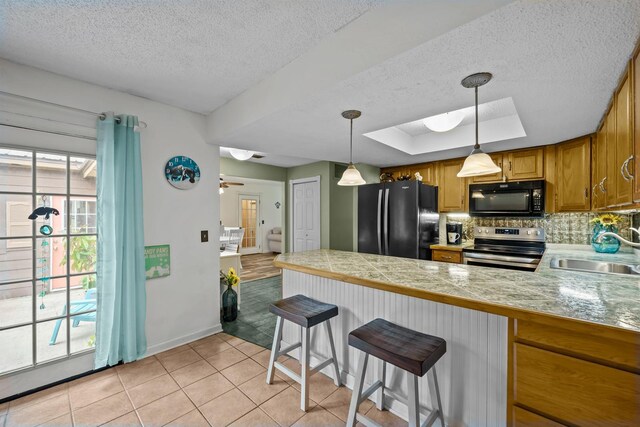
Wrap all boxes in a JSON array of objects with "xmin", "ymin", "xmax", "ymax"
[
  {"xmin": 512, "ymin": 406, "xmax": 565, "ymax": 427},
  {"xmin": 514, "ymin": 343, "xmax": 640, "ymax": 426}
]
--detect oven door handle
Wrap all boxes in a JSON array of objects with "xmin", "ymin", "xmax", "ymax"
[
  {"xmin": 463, "ymin": 252, "xmax": 540, "ymax": 264},
  {"xmin": 464, "ymin": 257, "xmax": 540, "ymax": 270}
]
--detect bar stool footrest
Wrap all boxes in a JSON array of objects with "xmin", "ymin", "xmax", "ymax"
[
  {"xmin": 356, "ymin": 413, "xmax": 383, "ymax": 427},
  {"xmin": 277, "ymin": 341, "xmax": 301, "ymax": 357}
]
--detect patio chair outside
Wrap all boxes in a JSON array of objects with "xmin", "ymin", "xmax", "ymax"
[{"xmin": 50, "ymin": 288, "xmax": 97, "ymax": 345}]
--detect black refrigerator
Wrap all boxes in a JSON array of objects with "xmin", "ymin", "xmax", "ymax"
[{"xmin": 358, "ymin": 181, "xmax": 439, "ymax": 259}]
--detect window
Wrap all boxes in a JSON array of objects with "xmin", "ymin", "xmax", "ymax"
[
  {"xmin": 62, "ymin": 199, "xmax": 97, "ymax": 234},
  {"xmin": 6, "ymin": 202, "xmax": 31, "ymax": 248},
  {"xmin": 0, "ymin": 147, "xmax": 98, "ymax": 376}
]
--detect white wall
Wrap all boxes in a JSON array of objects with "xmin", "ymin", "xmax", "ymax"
[
  {"xmin": 220, "ymin": 178, "xmax": 284, "ymax": 253},
  {"xmin": 0, "ymin": 59, "xmax": 221, "ymax": 399}
]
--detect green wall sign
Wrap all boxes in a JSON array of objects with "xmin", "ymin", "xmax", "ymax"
[{"xmin": 145, "ymin": 245, "xmax": 170, "ymax": 280}]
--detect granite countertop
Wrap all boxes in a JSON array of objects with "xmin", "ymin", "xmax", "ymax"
[{"xmin": 274, "ymin": 246, "xmax": 640, "ymax": 333}]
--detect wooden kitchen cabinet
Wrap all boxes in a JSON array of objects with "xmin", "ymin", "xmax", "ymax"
[
  {"xmin": 633, "ymin": 45, "xmax": 640, "ymax": 202},
  {"xmin": 593, "ymin": 119, "xmax": 609, "ymax": 210},
  {"xmin": 613, "ymin": 73, "xmax": 633, "ymax": 206},
  {"xmin": 432, "ymin": 248, "xmax": 462, "ymax": 264},
  {"xmin": 505, "ymin": 148, "xmax": 544, "ymax": 180},
  {"xmin": 413, "ymin": 162, "xmax": 438, "ymax": 186},
  {"xmin": 511, "ymin": 319, "xmax": 640, "ymax": 427},
  {"xmin": 555, "ymin": 136, "xmax": 591, "ymax": 211},
  {"xmin": 438, "ymin": 158, "xmax": 467, "ymax": 212}
]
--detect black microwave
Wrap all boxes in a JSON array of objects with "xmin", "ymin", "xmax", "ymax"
[{"xmin": 468, "ymin": 180, "xmax": 545, "ymax": 217}]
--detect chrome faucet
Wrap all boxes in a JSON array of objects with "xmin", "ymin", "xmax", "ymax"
[{"xmin": 595, "ymin": 227, "xmax": 640, "ymax": 248}]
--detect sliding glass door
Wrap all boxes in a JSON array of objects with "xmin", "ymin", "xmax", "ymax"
[{"xmin": 0, "ymin": 147, "xmax": 98, "ymax": 376}]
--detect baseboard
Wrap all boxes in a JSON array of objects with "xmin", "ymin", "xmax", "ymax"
[{"xmin": 145, "ymin": 323, "xmax": 223, "ymax": 357}]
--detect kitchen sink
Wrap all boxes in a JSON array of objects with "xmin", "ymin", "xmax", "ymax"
[{"xmin": 550, "ymin": 258, "xmax": 640, "ymax": 276}]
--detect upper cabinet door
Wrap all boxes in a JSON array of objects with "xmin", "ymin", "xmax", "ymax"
[
  {"xmin": 594, "ymin": 122, "xmax": 608, "ymax": 210},
  {"xmin": 556, "ymin": 136, "xmax": 591, "ymax": 212},
  {"xmin": 633, "ymin": 49, "xmax": 640, "ymax": 202},
  {"xmin": 438, "ymin": 158, "xmax": 466, "ymax": 212},
  {"xmin": 505, "ymin": 148, "xmax": 544, "ymax": 181},
  {"xmin": 605, "ymin": 105, "xmax": 617, "ymax": 207},
  {"xmin": 614, "ymin": 74, "xmax": 633, "ymax": 206},
  {"xmin": 413, "ymin": 163, "xmax": 438, "ymax": 186},
  {"xmin": 471, "ymin": 153, "xmax": 504, "ymax": 183}
]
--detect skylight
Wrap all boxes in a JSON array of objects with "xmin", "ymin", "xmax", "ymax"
[{"xmin": 363, "ymin": 97, "xmax": 526, "ymax": 155}]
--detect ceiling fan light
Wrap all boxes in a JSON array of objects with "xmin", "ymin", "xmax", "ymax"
[
  {"xmin": 338, "ymin": 163, "xmax": 366, "ymax": 186},
  {"xmin": 457, "ymin": 150, "xmax": 502, "ymax": 177},
  {"xmin": 229, "ymin": 148, "xmax": 255, "ymax": 161},
  {"xmin": 423, "ymin": 111, "xmax": 464, "ymax": 132}
]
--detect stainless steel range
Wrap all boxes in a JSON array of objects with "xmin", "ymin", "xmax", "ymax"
[{"xmin": 463, "ymin": 227, "xmax": 545, "ymax": 271}]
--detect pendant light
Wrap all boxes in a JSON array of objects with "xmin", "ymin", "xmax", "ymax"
[
  {"xmin": 338, "ymin": 110, "xmax": 366, "ymax": 186},
  {"xmin": 457, "ymin": 72, "xmax": 502, "ymax": 178}
]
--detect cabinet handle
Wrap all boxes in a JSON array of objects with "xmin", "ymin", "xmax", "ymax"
[
  {"xmin": 620, "ymin": 156, "xmax": 633, "ymax": 182},
  {"xmin": 441, "ymin": 255, "xmax": 452, "ymax": 260},
  {"xmin": 508, "ymin": 161, "xmax": 512, "ymax": 171},
  {"xmin": 584, "ymin": 188, "xmax": 588, "ymax": 199},
  {"xmin": 623, "ymin": 155, "xmax": 634, "ymax": 180},
  {"xmin": 599, "ymin": 177, "xmax": 607, "ymax": 193},
  {"xmin": 592, "ymin": 185, "xmax": 598, "ymax": 199}
]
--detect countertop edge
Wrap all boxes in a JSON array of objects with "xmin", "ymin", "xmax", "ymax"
[{"xmin": 274, "ymin": 259, "xmax": 639, "ymax": 341}]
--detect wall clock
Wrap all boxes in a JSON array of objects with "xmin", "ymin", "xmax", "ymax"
[{"xmin": 165, "ymin": 156, "xmax": 201, "ymax": 190}]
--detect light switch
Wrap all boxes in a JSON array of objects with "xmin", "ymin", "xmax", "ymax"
[{"xmin": 201, "ymin": 230, "xmax": 208, "ymax": 242}]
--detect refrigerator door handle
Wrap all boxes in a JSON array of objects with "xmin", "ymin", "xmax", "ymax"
[
  {"xmin": 377, "ymin": 189, "xmax": 383, "ymax": 254},
  {"xmin": 383, "ymin": 188, "xmax": 390, "ymax": 254}
]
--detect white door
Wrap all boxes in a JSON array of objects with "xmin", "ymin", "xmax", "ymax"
[
  {"xmin": 239, "ymin": 195, "xmax": 261, "ymax": 254},
  {"xmin": 292, "ymin": 178, "xmax": 320, "ymax": 252}
]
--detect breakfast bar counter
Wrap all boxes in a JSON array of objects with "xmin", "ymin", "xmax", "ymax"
[{"xmin": 273, "ymin": 248, "xmax": 640, "ymax": 426}]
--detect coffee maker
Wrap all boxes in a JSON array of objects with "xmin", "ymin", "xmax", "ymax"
[{"xmin": 446, "ymin": 222, "xmax": 463, "ymax": 245}]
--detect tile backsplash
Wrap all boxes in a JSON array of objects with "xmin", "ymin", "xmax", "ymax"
[{"xmin": 447, "ymin": 213, "xmax": 633, "ymax": 245}]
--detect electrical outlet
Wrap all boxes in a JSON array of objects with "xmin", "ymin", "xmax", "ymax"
[{"xmin": 201, "ymin": 230, "xmax": 208, "ymax": 242}]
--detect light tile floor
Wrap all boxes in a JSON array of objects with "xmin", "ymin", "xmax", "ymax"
[{"xmin": 1, "ymin": 333, "xmax": 404, "ymax": 427}]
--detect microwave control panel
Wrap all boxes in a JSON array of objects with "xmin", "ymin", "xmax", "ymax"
[{"xmin": 532, "ymin": 189, "xmax": 543, "ymax": 212}]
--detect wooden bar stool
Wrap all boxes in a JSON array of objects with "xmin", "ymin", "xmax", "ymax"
[
  {"xmin": 346, "ymin": 318, "xmax": 446, "ymax": 427},
  {"xmin": 266, "ymin": 294, "xmax": 341, "ymax": 411}
]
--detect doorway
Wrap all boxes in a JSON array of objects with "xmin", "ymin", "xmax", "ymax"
[
  {"xmin": 289, "ymin": 176, "xmax": 321, "ymax": 252},
  {"xmin": 239, "ymin": 195, "xmax": 260, "ymax": 254}
]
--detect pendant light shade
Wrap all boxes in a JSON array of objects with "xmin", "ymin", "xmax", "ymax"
[
  {"xmin": 458, "ymin": 150, "xmax": 502, "ymax": 178},
  {"xmin": 457, "ymin": 72, "xmax": 501, "ymax": 178},
  {"xmin": 338, "ymin": 110, "xmax": 366, "ymax": 186}
]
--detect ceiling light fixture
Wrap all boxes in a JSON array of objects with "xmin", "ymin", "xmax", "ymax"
[
  {"xmin": 457, "ymin": 72, "xmax": 502, "ymax": 178},
  {"xmin": 219, "ymin": 187, "xmax": 224, "ymax": 194},
  {"xmin": 338, "ymin": 110, "xmax": 366, "ymax": 186},
  {"xmin": 229, "ymin": 148, "xmax": 255, "ymax": 161},
  {"xmin": 423, "ymin": 111, "xmax": 464, "ymax": 132}
]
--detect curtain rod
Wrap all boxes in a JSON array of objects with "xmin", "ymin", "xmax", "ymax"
[{"xmin": 0, "ymin": 90, "xmax": 148, "ymax": 128}]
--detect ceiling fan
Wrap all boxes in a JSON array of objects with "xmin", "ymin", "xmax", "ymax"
[{"xmin": 219, "ymin": 177, "xmax": 244, "ymax": 193}]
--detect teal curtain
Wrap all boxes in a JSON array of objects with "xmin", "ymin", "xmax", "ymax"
[{"xmin": 95, "ymin": 113, "xmax": 146, "ymax": 368}]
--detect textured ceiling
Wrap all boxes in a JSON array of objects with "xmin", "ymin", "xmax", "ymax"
[
  {"xmin": 1, "ymin": 1, "xmax": 639, "ymax": 168},
  {"xmin": 0, "ymin": 0, "xmax": 379, "ymax": 113},
  {"xmin": 213, "ymin": 0, "xmax": 640, "ymax": 167}
]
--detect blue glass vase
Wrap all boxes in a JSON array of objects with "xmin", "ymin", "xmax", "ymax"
[
  {"xmin": 222, "ymin": 281, "xmax": 238, "ymax": 322},
  {"xmin": 591, "ymin": 223, "xmax": 621, "ymax": 254}
]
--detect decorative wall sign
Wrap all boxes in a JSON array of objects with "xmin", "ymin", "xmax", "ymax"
[
  {"xmin": 165, "ymin": 156, "xmax": 200, "ymax": 190},
  {"xmin": 145, "ymin": 245, "xmax": 171, "ymax": 280}
]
